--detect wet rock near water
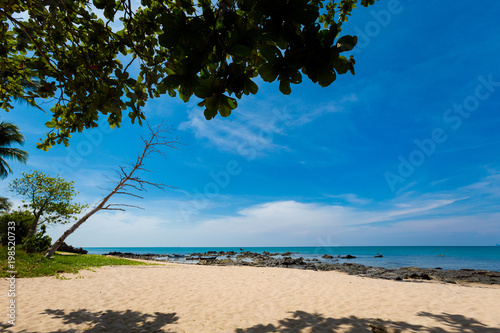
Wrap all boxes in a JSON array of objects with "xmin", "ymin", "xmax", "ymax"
[
  {"xmin": 102, "ymin": 251, "xmax": 169, "ymax": 260},
  {"xmin": 340, "ymin": 255, "xmax": 357, "ymax": 259}
]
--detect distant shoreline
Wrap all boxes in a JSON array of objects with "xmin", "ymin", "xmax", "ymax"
[
  {"xmin": 102, "ymin": 250, "xmax": 500, "ymax": 285},
  {"xmin": 86, "ymin": 245, "xmax": 500, "ymax": 271}
]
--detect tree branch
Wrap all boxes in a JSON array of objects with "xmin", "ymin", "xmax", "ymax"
[
  {"xmin": 45, "ymin": 121, "xmax": 179, "ymax": 258},
  {"xmin": 0, "ymin": 9, "xmax": 62, "ymax": 80}
]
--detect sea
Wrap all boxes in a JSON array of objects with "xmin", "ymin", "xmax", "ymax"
[{"xmin": 84, "ymin": 246, "xmax": 500, "ymax": 272}]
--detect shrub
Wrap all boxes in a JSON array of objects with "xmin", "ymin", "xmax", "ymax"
[
  {"xmin": 0, "ymin": 210, "xmax": 33, "ymax": 245},
  {"xmin": 24, "ymin": 224, "xmax": 52, "ymax": 253}
]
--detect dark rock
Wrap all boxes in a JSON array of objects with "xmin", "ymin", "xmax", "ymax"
[
  {"xmin": 102, "ymin": 251, "xmax": 168, "ymax": 260},
  {"xmin": 341, "ymin": 255, "xmax": 356, "ymax": 259},
  {"xmin": 374, "ymin": 254, "xmax": 383, "ymax": 258},
  {"xmin": 408, "ymin": 272, "xmax": 431, "ymax": 280},
  {"xmin": 58, "ymin": 242, "xmax": 88, "ymax": 254},
  {"xmin": 322, "ymin": 254, "xmax": 334, "ymax": 259},
  {"xmin": 380, "ymin": 273, "xmax": 403, "ymax": 281}
]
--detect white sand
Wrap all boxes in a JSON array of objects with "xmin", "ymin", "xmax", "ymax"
[{"xmin": 2, "ymin": 263, "xmax": 500, "ymax": 332}]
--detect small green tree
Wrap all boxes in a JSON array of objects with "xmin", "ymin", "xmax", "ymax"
[{"xmin": 9, "ymin": 170, "xmax": 87, "ymax": 240}]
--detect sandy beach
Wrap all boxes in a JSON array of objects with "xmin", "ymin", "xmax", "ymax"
[{"xmin": 2, "ymin": 262, "xmax": 500, "ymax": 332}]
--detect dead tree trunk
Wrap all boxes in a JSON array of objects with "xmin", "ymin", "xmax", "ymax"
[{"xmin": 45, "ymin": 122, "xmax": 177, "ymax": 258}]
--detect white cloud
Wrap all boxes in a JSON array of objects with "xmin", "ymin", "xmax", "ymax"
[
  {"xmin": 45, "ymin": 172, "xmax": 500, "ymax": 247},
  {"xmin": 462, "ymin": 172, "xmax": 500, "ymax": 197}
]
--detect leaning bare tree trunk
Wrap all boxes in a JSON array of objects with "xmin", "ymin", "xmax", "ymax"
[
  {"xmin": 45, "ymin": 122, "xmax": 177, "ymax": 258},
  {"xmin": 45, "ymin": 206, "xmax": 103, "ymax": 258}
]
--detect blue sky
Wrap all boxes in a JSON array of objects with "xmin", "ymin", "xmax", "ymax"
[{"xmin": 2, "ymin": 1, "xmax": 500, "ymax": 247}]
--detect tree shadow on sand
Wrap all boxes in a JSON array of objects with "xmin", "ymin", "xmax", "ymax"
[
  {"xmin": 1, "ymin": 308, "xmax": 178, "ymax": 333},
  {"xmin": 235, "ymin": 310, "xmax": 500, "ymax": 333}
]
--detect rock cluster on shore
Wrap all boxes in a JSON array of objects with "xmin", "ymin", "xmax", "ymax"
[
  {"xmin": 102, "ymin": 250, "xmax": 500, "ymax": 285},
  {"xmin": 103, "ymin": 251, "xmax": 169, "ymax": 260},
  {"xmin": 58, "ymin": 242, "xmax": 88, "ymax": 254}
]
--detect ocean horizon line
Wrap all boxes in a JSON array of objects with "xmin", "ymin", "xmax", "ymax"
[{"xmin": 83, "ymin": 245, "xmax": 500, "ymax": 248}]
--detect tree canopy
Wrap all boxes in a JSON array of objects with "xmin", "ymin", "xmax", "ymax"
[
  {"xmin": 9, "ymin": 170, "xmax": 87, "ymax": 239},
  {"xmin": 1, "ymin": 0, "xmax": 376, "ymax": 150}
]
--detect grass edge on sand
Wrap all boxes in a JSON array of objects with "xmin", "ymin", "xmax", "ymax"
[{"xmin": 1, "ymin": 246, "xmax": 154, "ymax": 278}]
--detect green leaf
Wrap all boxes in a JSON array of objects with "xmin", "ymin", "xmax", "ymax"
[
  {"xmin": 258, "ymin": 63, "xmax": 279, "ymax": 83},
  {"xmin": 194, "ymin": 85, "xmax": 213, "ymax": 99},
  {"xmin": 332, "ymin": 56, "xmax": 350, "ymax": 74},
  {"xmin": 229, "ymin": 44, "xmax": 251, "ymax": 58},
  {"xmin": 221, "ymin": 95, "xmax": 237, "ymax": 110},
  {"xmin": 317, "ymin": 70, "xmax": 336, "ymax": 87},
  {"xmin": 204, "ymin": 108, "xmax": 218, "ymax": 120},
  {"xmin": 279, "ymin": 80, "xmax": 292, "ymax": 95},
  {"xmin": 178, "ymin": 87, "xmax": 193, "ymax": 102},
  {"xmin": 260, "ymin": 45, "xmax": 281, "ymax": 61},
  {"xmin": 93, "ymin": 0, "xmax": 106, "ymax": 9},
  {"xmin": 290, "ymin": 71, "xmax": 302, "ymax": 85},
  {"xmin": 218, "ymin": 104, "xmax": 231, "ymax": 117},
  {"xmin": 336, "ymin": 35, "xmax": 358, "ymax": 52},
  {"xmin": 243, "ymin": 78, "xmax": 259, "ymax": 95}
]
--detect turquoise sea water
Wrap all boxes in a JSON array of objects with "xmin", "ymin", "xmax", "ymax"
[{"xmin": 85, "ymin": 246, "xmax": 500, "ymax": 271}]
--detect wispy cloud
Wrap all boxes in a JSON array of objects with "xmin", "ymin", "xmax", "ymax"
[
  {"xmin": 178, "ymin": 107, "xmax": 287, "ymax": 158},
  {"xmin": 178, "ymin": 94, "xmax": 357, "ymax": 158},
  {"xmin": 324, "ymin": 193, "xmax": 371, "ymax": 205}
]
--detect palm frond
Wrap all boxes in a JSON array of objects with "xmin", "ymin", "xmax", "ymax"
[
  {"xmin": 0, "ymin": 158, "xmax": 12, "ymax": 179},
  {"xmin": 0, "ymin": 122, "xmax": 26, "ymax": 146},
  {"xmin": 0, "ymin": 121, "xmax": 29, "ymax": 178},
  {"xmin": 0, "ymin": 147, "xmax": 29, "ymax": 163}
]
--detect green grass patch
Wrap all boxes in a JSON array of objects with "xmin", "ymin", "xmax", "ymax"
[{"xmin": 0, "ymin": 246, "xmax": 151, "ymax": 278}]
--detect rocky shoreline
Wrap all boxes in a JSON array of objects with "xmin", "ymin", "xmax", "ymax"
[{"xmin": 102, "ymin": 250, "xmax": 500, "ymax": 285}]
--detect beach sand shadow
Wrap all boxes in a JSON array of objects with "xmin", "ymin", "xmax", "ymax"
[
  {"xmin": 235, "ymin": 310, "xmax": 500, "ymax": 333},
  {"xmin": 1, "ymin": 308, "xmax": 178, "ymax": 333},
  {"xmin": 416, "ymin": 312, "xmax": 500, "ymax": 333}
]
